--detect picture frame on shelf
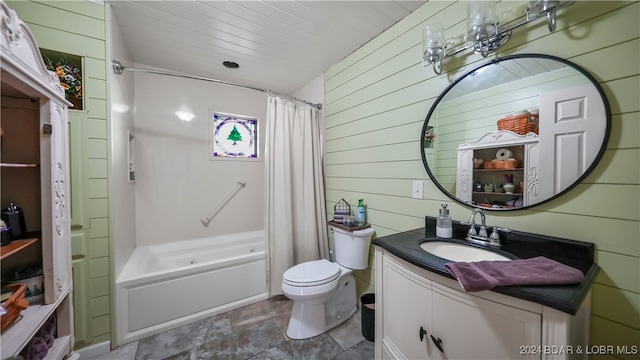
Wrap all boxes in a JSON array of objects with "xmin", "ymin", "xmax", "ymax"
[{"xmin": 40, "ymin": 49, "xmax": 83, "ymax": 111}]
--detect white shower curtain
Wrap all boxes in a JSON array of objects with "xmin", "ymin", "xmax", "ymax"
[{"xmin": 265, "ymin": 96, "xmax": 328, "ymax": 295}]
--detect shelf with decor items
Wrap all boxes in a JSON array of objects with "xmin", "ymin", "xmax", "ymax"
[
  {"xmin": 0, "ymin": 1, "xmax": 76, "ymax": 359},
  {"xmin": 457, "ymin": 130, "xmax": 540, "ymax": 209}
]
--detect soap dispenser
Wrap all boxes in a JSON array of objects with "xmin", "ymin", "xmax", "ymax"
[{"xmin": 436, "ymin": 204, "xmax": 452, "ymax": 238}]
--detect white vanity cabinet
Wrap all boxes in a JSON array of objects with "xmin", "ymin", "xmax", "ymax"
[
  {"xmin": 381, "ymin": 253, "xmax": 432, "ymax": 359},
  {"xmin": 375, "ymin": 248, "xmax": 590, "ymax": 360},
  {"xmin": 430, "ymin": 282, "xmax": 540, "ymax": 360},
  {"xmin": 456, "ymin": 131, "xmax": 545, "ymax": 208},
  {"xmin": 1, "ymin": 2, "xmax": 76, "ymax": 359}
]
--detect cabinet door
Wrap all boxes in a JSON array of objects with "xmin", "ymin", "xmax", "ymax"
[
  {"xmin": 382, "ymin": 255, "xmax": 433, "ymax": 360},
  {"xmin": 41, "ymin": 101, "xmax": 72, "ymax": 303},
  {"xmin": 431, "ymin": 283, "xmax": 541, "ymax": 360}
]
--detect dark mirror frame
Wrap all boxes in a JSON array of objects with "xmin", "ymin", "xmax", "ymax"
[{"xmin": 420, "ymin": 54, "xmax": 611, "ymax": 211}]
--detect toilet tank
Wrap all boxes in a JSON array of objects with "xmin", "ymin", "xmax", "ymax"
[{"xmin": 332, "ymin": 227, "xmax": 375, "ymax": 270}]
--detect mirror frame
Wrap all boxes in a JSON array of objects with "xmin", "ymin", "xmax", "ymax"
[{"xmin": 420, "ymin": 53, "xmax": 611, "ymax": 211}]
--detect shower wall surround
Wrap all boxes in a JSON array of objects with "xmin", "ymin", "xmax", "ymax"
[
  {"xmin": 324, "ymin": 0, "xmax": 639, "ymax": 350},
  {"xmin": 132, "ymin": 73, "xmax": 267, "ymax": 246},
  {"xmin": 110, "ymin": 7, "xmax": 135, "ymax": 287}
]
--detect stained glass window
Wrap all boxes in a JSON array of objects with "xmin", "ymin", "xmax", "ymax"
[{"xmin": 210, "ymin": 112, "xmax": 258, "ymax": 159}]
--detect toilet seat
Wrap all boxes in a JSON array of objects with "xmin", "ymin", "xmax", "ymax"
[{"xmin": 283, "ymin": 259, "xmax": 341, "ymax": 287}]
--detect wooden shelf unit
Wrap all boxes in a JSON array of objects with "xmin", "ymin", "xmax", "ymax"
[
  {"xmin": 0, "ymin": 1, "xmax": 76, "ymax": 358},
  {"xmin": 0, "ymin": 238, "xmax": 38, "ymax": 260}
]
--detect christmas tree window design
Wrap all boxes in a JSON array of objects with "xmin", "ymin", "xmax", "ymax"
[{"xmin": 211, "ymin": 112, "xmax": 258, "ymax": 159}]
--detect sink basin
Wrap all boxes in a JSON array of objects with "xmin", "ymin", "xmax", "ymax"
[{"xmin": 420, "ymin": 240, "xmax": 512, "ymax": 262}]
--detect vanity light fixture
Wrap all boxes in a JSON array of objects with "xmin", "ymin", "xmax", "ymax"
[{"xmin": 423, "ymin": 0, "xmax": 575, "ymax": 74}]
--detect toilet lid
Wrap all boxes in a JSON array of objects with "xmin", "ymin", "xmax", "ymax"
[{"xmin": 283, "ymin": 259, "xmax": 341, "ymax": 287}]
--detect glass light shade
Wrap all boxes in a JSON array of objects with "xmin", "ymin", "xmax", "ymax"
[
  {"xmin": 423, "ymin": 23, "xmax": 446, "ymax": 62},
  {"xmin": 466, "ymin": 1, "xmax": 498, "ymax": 44},
  {"xmin": 530, "ymin": 0, "xmax": 560, "ymax": 14}
]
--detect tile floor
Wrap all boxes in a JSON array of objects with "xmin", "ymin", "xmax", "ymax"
[{"xmin": 90, "ymin": 295, "xmax": 374, "ymax": 360}]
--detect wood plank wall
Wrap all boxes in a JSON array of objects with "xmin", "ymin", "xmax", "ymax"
[{"xmin": 325, "ymin": 1, "xmax": 639, "ymax": 356}]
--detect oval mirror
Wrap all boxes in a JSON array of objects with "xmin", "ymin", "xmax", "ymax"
[{"xmin": 421, "ymin": 54, "xmax": 611, "ymax": 211}]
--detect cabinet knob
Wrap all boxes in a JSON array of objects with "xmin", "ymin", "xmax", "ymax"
[
  {"xmin": 419, "ymin": 326, "xmax": 427, "ymax": 342},
  {"xmin": 431, "ymin": 335, "xmax": 444, "ymax": 353}
]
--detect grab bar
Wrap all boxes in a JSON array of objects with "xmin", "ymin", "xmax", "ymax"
[{"xmin": 200, "ymin": 180, "xmax": 246, "ymax": 226}]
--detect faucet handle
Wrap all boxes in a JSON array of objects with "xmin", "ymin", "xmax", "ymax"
[
  {"xmin": 489, "ymin": 227, "xmax": 500, "ymax": 241},
  {"xmin": 467, "ymin": 225, "xmax": 477, "ymax": 237},
  {"xmin": 487, "ymin": 227, "xmax": 504, "ymax": 246},
  {"xmin": 478, "ymin": 226, "xmax": 488, "ymax": 238}
]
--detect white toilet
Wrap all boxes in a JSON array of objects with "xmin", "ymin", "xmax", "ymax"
[{"xmin": 281, "ymin": 226, "xmax": 375, "ymax": 339}]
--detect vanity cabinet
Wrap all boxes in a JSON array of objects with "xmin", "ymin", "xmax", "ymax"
[
  {"xmin": 381, "ymin": 253, "xmax": 432, "ymax": 359},
  {"xmin": 456, "ymin": 130, "xmax": 544, "ymax": 208},
  {"xmin": 430, "ymin": 282, "xmax": 540, "ymax": 360},
  {"xmin": 375, "ymin": 248, "xmax": 590, "ymax": 360},
  {"xmin": 1, "ymin": 2, "xmax": 76, "ymax": 359}
]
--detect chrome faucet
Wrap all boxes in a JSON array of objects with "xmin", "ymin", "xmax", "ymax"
[
  {"xmin": 467, "ymin": 208, "xmax": 487, "ymax": 239},
  {"xmin": 462, "ymin": 208, "xmax": 504, "ymax": 247}
]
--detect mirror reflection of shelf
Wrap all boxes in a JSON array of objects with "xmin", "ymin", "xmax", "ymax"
[
  {"xmin": 474, "ymin": 168, "xmax": 523, "ymax": 172},
  {"xmin": 457, "ymin": 132, "xmax": 536, "ymax": 209}
]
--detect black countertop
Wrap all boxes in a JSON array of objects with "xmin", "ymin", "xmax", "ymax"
[{"xmin": 371, "ymin": 216, "xmax": 599, "ymax": 315}]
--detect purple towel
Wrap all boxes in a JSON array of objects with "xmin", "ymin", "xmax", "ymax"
[{"xmin": 444, "ymin": 256, "xmax": 584, "ymax": 292}]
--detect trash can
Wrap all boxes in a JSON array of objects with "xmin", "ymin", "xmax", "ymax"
[{"xmin": 361, "ymin": 293, "xmax": 375, "ymax": 342}]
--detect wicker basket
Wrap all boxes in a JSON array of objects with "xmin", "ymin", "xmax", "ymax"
[
  {"xmin": 497, "ymin": 114, "xmax": 539, "ymax": 135},
  {"xmin": 1, "ymin": 283, "xmax": 29, "ymax": 331}
]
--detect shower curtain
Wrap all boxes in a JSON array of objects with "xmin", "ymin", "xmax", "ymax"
[{"xmin": 265, "ymin": 96, "xmax": 328, "ymax": 295}]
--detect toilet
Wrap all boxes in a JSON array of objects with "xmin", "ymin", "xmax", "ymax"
[{"xmin": 281, "ymin": 226, "xmax": 375, "ymax": 339}]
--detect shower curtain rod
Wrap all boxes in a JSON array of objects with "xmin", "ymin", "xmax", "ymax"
[{"xmin": 111, "ymin": 60, "xmax": 322, "ymax": 110}]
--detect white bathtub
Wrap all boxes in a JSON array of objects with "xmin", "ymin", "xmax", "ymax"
[{"xmin": 115, "ymin": 230, "xmax": 268, "ymax": 344}]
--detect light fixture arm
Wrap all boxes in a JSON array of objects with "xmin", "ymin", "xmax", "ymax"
[
  {"xmin": 423, "ymin": 0, "xmax": 574, "ymax": 72},
  {"xmin": 432, "ymin": 58, "xmax": 443, "ymax": 75},
  {"xmin": 547, "ymin": 8, "xmax": 557, "ymax": 32}
]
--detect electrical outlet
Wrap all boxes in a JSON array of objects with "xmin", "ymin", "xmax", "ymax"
[{"xmin": 412, "ymin": 180, "xmax": 424, "ymax": 199}]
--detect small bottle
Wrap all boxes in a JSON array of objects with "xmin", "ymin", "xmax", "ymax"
[
  {"xmin": 436, "ymin": 204, "xmax": 452, "ymax": 238},
  {"xmin": 356, "ymin": 199, "xmax": 366, "ymax": 225}
]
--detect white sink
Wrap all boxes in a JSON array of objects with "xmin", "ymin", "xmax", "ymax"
[{"xmin": 420, "ymin": 241, "xmax": 512, "ymax": 262}]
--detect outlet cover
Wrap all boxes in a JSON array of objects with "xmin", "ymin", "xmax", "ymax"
[{"xmin": 412, "ymin": 180, "xmax": 424, "ymax": 199}]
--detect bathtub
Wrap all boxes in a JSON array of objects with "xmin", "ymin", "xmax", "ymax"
[{"xmin": 115, "ymin": 230, "xmax": 268, "ymax": 344}]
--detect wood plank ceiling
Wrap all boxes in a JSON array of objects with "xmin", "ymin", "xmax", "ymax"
[{"xmin": 107, "ymin": 1, "xmax": 427, "ymax": 95}]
